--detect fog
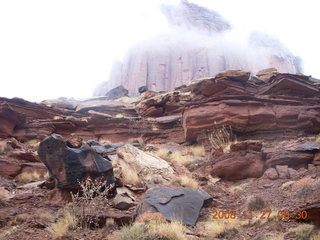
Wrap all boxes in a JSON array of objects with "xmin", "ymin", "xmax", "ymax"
[{"xmin": 0, "ymin": 0, "xmax": 318, "ymax": 102}]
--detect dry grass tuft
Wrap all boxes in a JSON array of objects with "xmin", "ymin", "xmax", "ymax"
[
  {"xmin": 188, "ymin": 145, "xmax": 205, "ymax": 156},
  {"xmin": 122, "ymin": 168, "xmax": 141, "ymax": 185},
  {"xmin": 170, "ymin": 151, "xmax": 193, "ymax": 166},
  {"xmin": 178, "ymin": 175, "xmax": 199, "ymax": 189},
  {"xmin": 50, "ymin": 211, "xmax": 78, "ymax": 238},
  {"xmin": 0, "ymin": 187, "xmax": 10, "ymax": 207},
  {"xmin": 311, "ymin": 233, "xmax": 320, "ymax": 240},
  {"xmin": 150, "ymin": 221, "xmax": 186, "ymax": 240},
  {"xmin": 154, "ymin": 148, "xmax": 170, "ymax": 160},
  {"xmin": 207, "ymin": 125, "xmax": 236, "ymax": 153},
  {"xmin": 289, "ymin": 224, "xmax": 314, "ymax": 240},
  {"xmin": 0, "ymin": 226, "xmax": 17, "ymax": 240},
  {"xmin": 204, "ymin": 219, "xmax": 242, "ymax": 239},
  {"xmin": 246, "ymin": 196, "xmax": 265, "ymax": 211},
  {"xmin": 115, "ymin": 221, "xmax": 187, "ymax": 240},
  {"xmin": 115, "ymin": 113, "xmax": 124, "ymax": 118},
  {"xmin": 15, "ymin": 171, "xmax": 43, "ymax": 183}
]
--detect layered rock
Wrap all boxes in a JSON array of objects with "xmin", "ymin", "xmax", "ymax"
[{"xmin": 94, "ymin": 1, "xmax": 302, "ymax": 96}]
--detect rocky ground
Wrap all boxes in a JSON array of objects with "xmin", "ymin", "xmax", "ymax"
[{"xmin": 0, "ymin": 69, "xmax": 320, "ymax": 240}]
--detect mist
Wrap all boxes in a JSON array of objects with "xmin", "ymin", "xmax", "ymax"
[{"xmin": 0, "ymin": 0, "xmax": 318, "ymax": 102}]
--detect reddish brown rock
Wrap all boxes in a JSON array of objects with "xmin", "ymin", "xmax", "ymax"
[
  {"xmin": 210, "ymin": 152, "xmax": 264, "ymax": 180},
  {"xmin": 263, "ymin": 168, "xmax": 278, "ymax": 180},
  {"xmin": 0, "ymin": 102, "xmax": 25, "ymax": 137},
  {"xmin": 0, "ymin": 157, "xmax": 22, "ymax": 179},
  {"xmin": 230, "ymin": 141, "xmax": 262, "ymax": 152},
  {"xmin": 265, "ymin": 152, "xmax": 314, "ymax": 168},
  {"xmin": 275, "ymin": 165, "xmax": 289, "ymax": 179}
]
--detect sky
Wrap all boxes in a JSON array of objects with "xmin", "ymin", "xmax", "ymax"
[{"xmin": 0, "ymin": 0, "xmax": 319, "ymax": 102}]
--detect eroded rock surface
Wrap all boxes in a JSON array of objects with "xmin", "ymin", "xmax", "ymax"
[
  {"xmin": 38, "ymin": 134, "xmax": 115, "ymax": 188},
  {"xmin": 137, "ymin": 187, "xmax": 212, "ymax": 226}
]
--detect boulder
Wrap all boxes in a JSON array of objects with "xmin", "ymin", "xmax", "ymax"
[
  {"xmin": 275, "ymin": 165, "xmax": 289, "ymax": 179},
  {"xmin": 138, "ymin": 86, "xmax": 148, "ymax": 94},
  {"xmin": 112, "ymin": 187, "xmax": 135, "ymax": 210},
  {"xmin": 265, "ymin": 152, "xmax": 314, "ymax": 168},
  {"xmin": 38, "ymin": 134, "xmax": 115, "ymax": 189},
  {"xmin": 137, "ymin": 187, "xmax": 212, "ymax": 226},
  {"xmin": 105, "ymin": 85, "xmax": 129, "ymax": 100},
  {"xmin": 0, "ymin": 102, "xmax": 25, "ymax": 137},
  {"xmin": 116, "ymin": 144, "xmax": 175, "ymax": 185},
  {"xmin": 256, "ymin": 68, "xmax": 278, "ymax": 82},
  {"xmin": 210, "ymin": 152, "xmax": 264, "ymax": 180},
  {"xmin": 263, "ymin": 168, "xmax": 278, "ymax": 180},
  {"xmin": 215, "ymin": 70, "xmax": 251, "ymax": 83}
]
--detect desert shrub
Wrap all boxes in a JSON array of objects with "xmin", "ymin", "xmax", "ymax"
[
  {"xmin": 122, "ymin": 168, "xmax": 141, "ymax": 185},
  {"xmin": 116, "ymin": 221, "xmax": 187, "ymax": 240},
  {"xmin": 188, "ymin": 145, "xmax": 205, "ymax": 156},
  {"xmin": 115, "ymin": 222, "xmax": 150, "ymax": 240},
  {"xmin": 207, "ymin": 125, "xmax": 236, "ymax": 153},
  {"xmin": 178, "ymin": 175, "xmax": 199, "ymax": 189},
  {"xmin": 289, "ymin": 224, "xmax": 314, "ymax": 240},
  {"xmin": 247, "ymin": 196, "xmax": 265, "ymax": 211},
  {"xmin": 0, "ymin": 187, "xmax": 10, "ymax": 207},
  {"xmin": 150, "ymin": 221, "xmax": 186, "ymax": 240},
  {"xmin": 154, "ymin": 148, "xmax": 170, "ymax": 160},
  {"xmin": 68, "ymin": 177, "xmax": 114, "ymax": 228},
  {"xmin": 311, "ymin": 233, "xmax": 320, "ymax": 240},
  {"xmin": 50, "ymin": 211, "xmax": 77, "ymax": 239},
  {"xmin": 205, "ymin": 219, "xmax": 241, "ymax": 239},
  {"xmin": 0, "ymin": 141, "xmax": 12, "ymax": 154},
  {"xmin": 0, "ymin": 226, "xmax": 17, "ymax": 240},
  {"xmin": 170, "ymin": 151, "xmax": 193, "ymax": 166},
  {"xmin": 15, "ymin": 171, "xmax": 43, "ymax": 183}
]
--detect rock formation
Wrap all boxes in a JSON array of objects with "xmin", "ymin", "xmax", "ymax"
[
  {"xmin": 38, "ymin": 134, "xmax": 115, "ymax": 189},
  {"xmin": 137, "ymin": 187, "xmax": 212, "ymax": 226},
  {"xmin": 94, "ymin": 1, "xmax": 302, "ymax": 96}
]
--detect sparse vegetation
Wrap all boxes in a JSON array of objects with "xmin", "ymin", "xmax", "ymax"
[
  {"xmin": 50, "ymin": 211, "xmax": 78, "ymax": 239},
  {"xmin": 0, "ymin": 226, "xmax": 17, "ymax": 240},
  {"xmin": 0, "ymin": 141, "xmax": 12, "ymax": 154},
  {"xmin": 154, "ymin": 148, "xmax": 170, "ymax": 160},
  {"xmin": 115, "ymin": 221, "xmax": 187, "ymax": 240},
  {"xmin": 68, "ymin": 177, "xmax": 114, "ymax": 228},
  {"xmin": 311, "ymin": 233, "xmax": 320, "ymax": 240},
  {"xmin": 15, "ymin": 170, "xmax": 43, "ymax": 183},
  {"xmin": 288, "ymin": 224, "xmax": 314, "ymax": 240},
  {"xmin": 122, "ymin": 168, "xmax": 141, "ymax": 185},
  {"xmin": 178, "ymin": 175, "xmax": 199, "ymax": 189},
  {"xmin": 115, "ymin": 113, "xmax": 124, "ymax": 118},
  {"xmin": 207, "ymin": 125, "xmax": 236, "ymax": 153},
  {"xmin": 188, "ymin": 145, "xmax": 205, "ymax": 156},
  {"xmin": 0, "ymin": 187, "xmax": 10, "ymax": 207},
  {"xmin": 247, "ymin": 196, "xmax": 265, "ymax": 211},
  {"xmin": 170, "ymin": 151, "xmax": 193, "ymax": 166},
  {"xmin": 204, "ymin": 219, "xmax": 242, "ymax": 239}
]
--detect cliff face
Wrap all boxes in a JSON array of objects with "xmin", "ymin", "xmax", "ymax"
[{"xmin": 94, "ymin": 1, "xmax": 302, "ymax": 96}]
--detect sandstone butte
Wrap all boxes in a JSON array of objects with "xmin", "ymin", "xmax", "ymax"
[
  {"xmin": 94, "ymin": 0, "xmax": 302, "ymax": 97},
  {"xmin": 0, "ymin": 69, "xmax": 319, "ymax": 239}
]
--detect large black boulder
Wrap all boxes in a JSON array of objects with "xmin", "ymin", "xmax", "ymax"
[
  {"xmin": 137, "ymin": 187, "xmax": 212, "ymax": 226},
  {"xmin": 38, "ymin": 134, "xmax": 115, "ymax": 189}
]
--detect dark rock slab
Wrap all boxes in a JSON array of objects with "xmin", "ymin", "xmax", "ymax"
[
  {"xmin": 137, "ymin": 187, "xmax": 212, "ymax": 226},
  {"xmin": 38, "ymin": 134, "xmax": 115, "ymax": 189}
]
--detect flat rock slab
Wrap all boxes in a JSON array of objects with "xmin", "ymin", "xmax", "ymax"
[{"xmin": 137, "ymin": 187, "xmax": 212, "ymax": 226}]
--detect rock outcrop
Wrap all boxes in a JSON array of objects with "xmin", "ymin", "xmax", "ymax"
[
  {"xmin": 137, "ymin": 187, "xmax": 212, "ymax": 226},
  {"xmin": 94, "ymin": 1, "xmax": 302, "ymax": 96},
  {"xmin": 38, "ymin": 134, "xmax": 115, "ymax": 189},
  {"xmin": 116, "ymin": 144, "xmax": 175, "ymax": 185}
]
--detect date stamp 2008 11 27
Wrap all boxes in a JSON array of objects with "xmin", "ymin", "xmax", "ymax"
[{"xmin": 211, "ymin": 210, "xmax": 308, "ymax": 220}]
